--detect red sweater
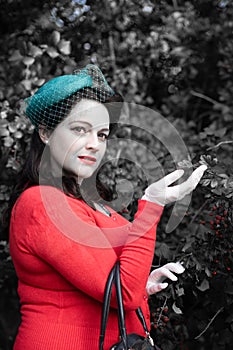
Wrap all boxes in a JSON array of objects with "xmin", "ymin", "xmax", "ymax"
[{"xmin": 10, "ymin": 186, "xmax": 163, "ymax": 350}]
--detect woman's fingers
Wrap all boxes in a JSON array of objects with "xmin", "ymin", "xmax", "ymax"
[
  {"xmin": 147, "ymin": 262, "xmax": 185, "ymax": 295},
  {"xmin": 168, "ymin": 165, "xmax": 207, "ymax": 199},
  {"xmin": 163, "ymin": 262, "xmax": 185, "ymax": 274},
  {"xmin": 157, "ymin": 169, "xmax": 185, "ymax": 187}
]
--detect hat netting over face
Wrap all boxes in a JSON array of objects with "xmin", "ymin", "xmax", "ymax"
[{"xmin": 25, "ymin": 64, "xmax": 115, "ymax": 130}]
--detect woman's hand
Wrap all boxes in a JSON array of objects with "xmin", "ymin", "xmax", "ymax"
[
  {"xmin": 146, "ymin": 262, "xmax": 185, "ymax": 295},
  {"xmin": 142, "ymin": 165, "xmax": 207, "ymax": 206}
]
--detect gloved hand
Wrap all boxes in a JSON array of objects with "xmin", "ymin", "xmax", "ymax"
[
  {"xmin": 146, "ymin": 262, "xmax": 185, "ymax": 295},
  {"xmin": 142, "ymin": 165, "xmax": 207, "ymax": 206}
]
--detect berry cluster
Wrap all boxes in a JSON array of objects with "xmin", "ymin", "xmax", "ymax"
[
  {"xmin": 208, "ymin": 205, "xmax": 229, "ymax": 237},
  {"xmin": 200, "ymin": 202, "xmax": 232, "ymax": 276},
  {"xmin": 151, "ymin": 306, "xmax": 170, "ymax": 331}
]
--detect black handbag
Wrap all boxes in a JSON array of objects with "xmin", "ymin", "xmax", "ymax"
[{"xmin": 99, "ymin": 261, "xmax": 161, "ymax": 350}]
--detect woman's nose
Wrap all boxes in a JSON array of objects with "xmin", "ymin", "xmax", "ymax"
[{"xmin": 85, "ymin": 132, "xmax": 99, "ymax": 150}]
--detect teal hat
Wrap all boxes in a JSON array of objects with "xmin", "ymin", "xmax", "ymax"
[{"xmin": 25, "ymin": 64, "xmax": 115, "ymax": 130}]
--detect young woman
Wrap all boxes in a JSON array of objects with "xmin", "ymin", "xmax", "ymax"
[{"xmin": 8, "ymin": 64, "xmax": 206, "ymax": 349}]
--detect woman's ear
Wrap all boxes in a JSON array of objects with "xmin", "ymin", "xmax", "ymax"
[{"xmin": 38, "ymin": 126, "xmax": 51, "ymax": 145}]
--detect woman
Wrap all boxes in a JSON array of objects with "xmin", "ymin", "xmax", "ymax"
[{"xmin": 8, "ymin": 64, "xmax": 206, "ymax": 349}]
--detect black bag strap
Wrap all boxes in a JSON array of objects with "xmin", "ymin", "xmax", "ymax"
[
  {"xmin": 114, "ymin": 261, "xmax": 129, "ymax": 350},
  {"xmin": 99, "ymin": 261, "xmax": 154, "ymax": 350},
  {"xmin": 99, "ymin": 264, "xmax": 116, "ymax": 350}
]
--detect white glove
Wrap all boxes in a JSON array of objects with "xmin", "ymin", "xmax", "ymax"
[
  {"xmin": 146, "ymin": 262, "xmax": 185, "ymax": 295},
  {"xmin": 142, "ymin": 165, "xmax": 207, "ymax": 206}
]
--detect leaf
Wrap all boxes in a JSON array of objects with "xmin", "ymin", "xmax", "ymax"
[
  {"xmin": 205, "ymin": 266, "xmax": 212, "ymax": 278},
  {"xmin": 14, "ymin": 131, "xmax": 23, "ymax": 139},
  {"xmin": 46, "ymin": 47, "xmax": 59, "ymax": 58},
  {"xmin": 21, "ymin": 79, "xmax": 32, "ymax": 91},
  {"xmin": 196, "ymin": 278, "xmax": 210, "ymax": 292},
  {"xmin": 22, "ymin": 56, "xmax": 35, "ymax": 66},
  {"xmin": 176, "ymin": 287, "xmax": 185, "ymax": 296},
  {"xmin": 3, "ymin": 136, "xmax": 14, "ymax": 147},
  {"xmin": 0, "ymin": 128, "xmax": 9, "ymax": 137},
  {"xmin": 58, "ymin": 39, "xmax": 71, "ymax": 55},
  {"xmin": 28, "ymin": 44, "xmax": 43, "ymax": 58},
  {"xmin": 8, "ymin": 50, "xmax": 23, "ymax": 62},
  {"xmin": 211, "ymin": 179, "xmax": 218, "ymax": 188},
  {"xmin": 51, "ymin": 30, "xmax": 61, "ymax": 46},
  {"xmin": 155, "ymin": 242, "xmax": 171, "ymax": 259},
  {"xmin": 172, "ymin": 302, "xmax": 183, "ymax": 314},
  {"xmin": 182, "ymin": 237, "xmax": 195, "ymax": 252}
]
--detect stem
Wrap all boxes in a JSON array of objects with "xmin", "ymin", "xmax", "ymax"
[
  {"xmin": 108, "ymin": 34, "xmax": 116, "ymax": 74},
  {"xmin": 207, "ymin": 140, "xmax": 233, "ymax": 151},
  {"xmin": 190, "ymin": 90, "xmax": 221, "ymax": 105},
  {"xmin": 190, "ymin": 199, "xmax": 210, "ymax": 224},
  {"xmin": 194, "ymin": 307, "xmax": 224, "ymax": 340},
  {"xmin": 172, "ymin": 0, "xmax": 179, "ymax": 9},
  {"xmin": 157, "ymin": 296, "xmax": 168, "ymax": 326}
]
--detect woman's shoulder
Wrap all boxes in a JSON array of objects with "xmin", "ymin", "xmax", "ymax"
[
  {"xmin": 16, "ymin": 185, "xmax": 91, "ymax": 215},
  {"xmin": 18, "ymin": 185, "xmax": 61, "ymax": 203},
  {"xmin": 14, "ymin": 185, "xmax": 73, "ymax": 213}
]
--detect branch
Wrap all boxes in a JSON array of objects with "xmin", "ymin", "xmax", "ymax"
[
  {"xmin": 190, "ymin": 199, "xmax": 210, "ymax": 224},
  {"xmin": 194, "ymin": 307, "xmax": 224, "ymax": 340},
  {"xmin": 108, "ymin": 34, "xmax": 116, "ymax": 74},
  {"xmin": 157, "ymin": 296, "xmax": 168, "ymax": 326},
  {"xmin": 207, "ymin": 140, "xmax": 233, "ymax": 151},
  {"xmin": 190, "ymin": 90, "xmax": 221, "ymax": 105},
  {"xmin": 172, "ymin": 0, "xmax": 179, "ymax": 9}
]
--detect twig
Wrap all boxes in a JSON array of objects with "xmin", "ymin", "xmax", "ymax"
[
  {"xmin": 172, "ymin": 0, "xmax": 179, "ymax": 9},
  {"xmin": 207, "ymin": 140, "xmax": 233, "ymax": 151},
  {"xmin": 108, "ymin": 34, "xmax": 116, "ymax": 74},
  {"xmin": 194, "ymin": 307, "xmax": 224, "ymax": 340},
  {"xmin": 157, "ymin": 296, "xmax": 168, "ymax": 326},
  {"xmin": 190, "ymin": 199, "xmax": 210, "ymax": 224},
  {"xmin": 190, "ymin": 90, "xmax": 221, "ymax": 105}
]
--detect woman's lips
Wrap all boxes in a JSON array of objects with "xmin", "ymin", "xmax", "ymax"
[{"xmin": 78, "ymin": 155, "xmax": 97, "ymax": 165}]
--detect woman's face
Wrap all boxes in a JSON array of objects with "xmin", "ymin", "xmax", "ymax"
[{"xmin": 44, "ymin": 99, "xmax": 110, "ymax": 183}]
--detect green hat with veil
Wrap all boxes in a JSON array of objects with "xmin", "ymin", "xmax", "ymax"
[{"xmin": 25, "ymin": 64, "xmax": 116, "ymax": 130}]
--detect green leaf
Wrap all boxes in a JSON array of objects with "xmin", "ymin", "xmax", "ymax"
[
  {"xmin": 196, "ymin": 278, "xmax": 210, "ymax": 292},
  {"xmin": 172, "ymin": 302, "xmax": 183, "ymax": 314},
  {"xmin": 46, "ymin": 47, "xmax": 60, "ymax": 58},
  {"xmin": 58, "ymin": 39, "xmax": 71, "ymax": 55}
]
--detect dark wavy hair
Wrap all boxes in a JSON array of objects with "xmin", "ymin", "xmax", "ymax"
[{"xmin": 2, "ymin": 91, "xmax": 123, "ymax": 240}]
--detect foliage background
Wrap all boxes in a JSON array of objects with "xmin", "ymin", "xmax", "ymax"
[{"xmin": 0, "ymin": 0, "xmax": 232, "ymax": 349}]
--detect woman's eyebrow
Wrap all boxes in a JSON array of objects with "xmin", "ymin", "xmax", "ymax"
[
  {"xmin": 99, "ymin": 128, "xmax": 110, "ymax": 133},
  {"xmin": 68, "ymin": 120, "xmax": 92, "ymax": 127},
  {"xmin": 68, "ymin": 121, "xmax": 109, "ymax": 132}
]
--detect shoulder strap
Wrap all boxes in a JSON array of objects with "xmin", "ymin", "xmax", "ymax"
[
  {"xmin": 114, "ymin": 261, "xmax": 129, "ymax": 350},
  {"xmin": 99, "ymin": 261, "xmax": 154, "ymax": 350},
  {"xmin": 99, "ymin": 264, "xmax": 116, "ymax": 350}
]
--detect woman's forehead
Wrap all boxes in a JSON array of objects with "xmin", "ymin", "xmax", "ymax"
[{"xmin": 65, "ymin": 99, "xmax": 110, "ymax": 126}]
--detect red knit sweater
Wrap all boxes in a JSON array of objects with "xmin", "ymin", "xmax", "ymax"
[{"xmin": 10, "ymin": 186, "xmax": 163, "ymax": 350}]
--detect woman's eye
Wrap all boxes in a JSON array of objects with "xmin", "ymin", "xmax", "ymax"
[
  {"xmin": 72, "ymin": 126, "xmax": 86, "ymax": 134},
  {"xmin": 98, "ymin": 133, "xmax": 108, "ymax": 141}
]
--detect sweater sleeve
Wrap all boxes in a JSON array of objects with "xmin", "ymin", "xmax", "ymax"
[{"xmin": 10, "ymin": 186, "xmax": 163, "ymax": 310}]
